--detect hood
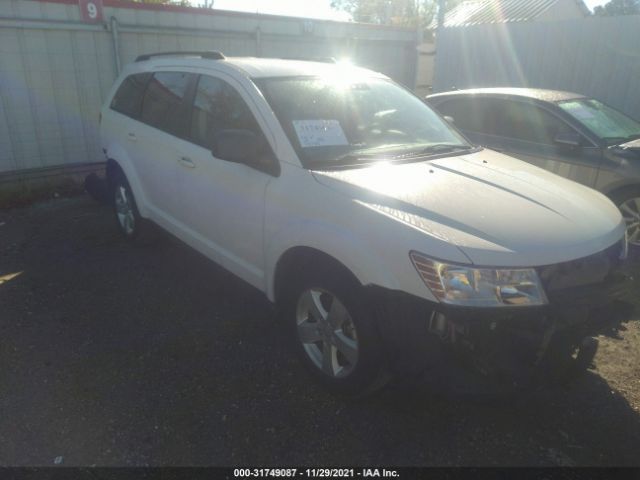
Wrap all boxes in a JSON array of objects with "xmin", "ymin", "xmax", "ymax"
[{"xmin": 312, "ymin": 150, "xmax": 625, "ymax": 267}]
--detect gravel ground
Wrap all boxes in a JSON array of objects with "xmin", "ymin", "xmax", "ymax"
[{"xmin": 0, "ymin": 194, "xmax": 639, "ymax": 467}]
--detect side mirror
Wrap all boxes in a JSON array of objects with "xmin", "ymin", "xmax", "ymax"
[
  {"xmin": 443, "ymin": 115, "xmax": 455, "ymax": 124},
  {"xmin": 212, "ymin": 129, "xmax": 261, "ymax": 164},
  {"xmin": 554, "ymin": 131, "xmax": 581, "ymax": 148}
]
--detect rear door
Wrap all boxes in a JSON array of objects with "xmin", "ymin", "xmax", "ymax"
[
  {"xmin": 434, "ymin": 96, "xmax": 602, "ymax": 188},
  {"xmin": 134, "ymin": 71, "xmax": 197, "ymax": 226},
  {"xmin": 103, "ymin": 72, "xmax": 151, "ymax": 187}
]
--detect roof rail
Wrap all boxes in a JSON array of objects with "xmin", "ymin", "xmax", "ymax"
[
  {"xmin": 280, "ymin": 56, "xmax": 337, "ymax": 63},
  {"xmin": 135, "ymin": 51, "xmax": 225, "ymax": 62}
]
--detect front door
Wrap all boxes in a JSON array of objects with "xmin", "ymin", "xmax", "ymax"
[
  {"xmin": 437, "ymin": 97, "xmax": 602, "ymax": 188},
  {"xmin": 173, "ymin": 73, "xmax": 277, "ymax": 289},
  {"xmin": 485, "ymin": 99, "xmax": 602, "ymax": 188}
]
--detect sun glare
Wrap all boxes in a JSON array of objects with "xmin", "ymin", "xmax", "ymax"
[
  {"xmin": 319, "ymin": 62, "xmax": 364, "ymax": 91},
  {"xmin": 0, "ymin": 271, "xmax": 22, "ymax": 285}
]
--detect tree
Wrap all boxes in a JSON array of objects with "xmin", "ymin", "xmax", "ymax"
[
  {"xmin": 330, "ymin": 0, "xmax": 462, "ymax": 28},
  {"xmin": 118, "ymin": 0, "xmax": 195, "ymax": 6},
  {"xmin": 593, "ymin": 0, "xmax": 640, "ymax": 16}
]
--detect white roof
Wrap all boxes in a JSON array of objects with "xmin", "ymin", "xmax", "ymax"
[
  {"xmin": 223, "ymin": 57, "xmax": 385, "ymax": 79},
  {"xmin": 127, "ymin": 55, "xmax": 387, "ymax": 80}
]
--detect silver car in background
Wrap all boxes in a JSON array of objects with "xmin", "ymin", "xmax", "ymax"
[{"xmin": 427, "ymin": 88, "xmax": 640, "ymax": 248}]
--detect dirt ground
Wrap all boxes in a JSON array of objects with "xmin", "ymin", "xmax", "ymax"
[{"xmin": 0, "ymin": 194, "xmax": 639, "ymax": 466}]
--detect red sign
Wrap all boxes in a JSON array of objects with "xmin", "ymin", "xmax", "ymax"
[{"xmin": 78, "ymin": 0, "xmax": 104, "ymax": 23}]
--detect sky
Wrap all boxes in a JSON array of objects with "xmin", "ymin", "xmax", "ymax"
[
  {"xmin": 192, "ymin": 0, "xmax": 608, "ymax": 21},
  {"xmin": 197, "ymin": 0, "xmax": 351, "ymax": 21},
  {"xmin": 584, "ymin": 0, "xmax": 607, "ymax": 10}
]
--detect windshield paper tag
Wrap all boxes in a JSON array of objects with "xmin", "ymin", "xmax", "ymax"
[{"xmin": 293, "ymin": 120, "xmax": 348, "ymax": 147}]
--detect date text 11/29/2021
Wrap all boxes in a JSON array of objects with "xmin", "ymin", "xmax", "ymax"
[{"xmin": 233, "ymin": 469, "xmax": 400, "ymax": 478}]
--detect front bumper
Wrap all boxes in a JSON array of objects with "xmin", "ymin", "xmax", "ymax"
[{"xmin": 370, "ymin": 245, "xmax": 636, "ymax": 393}]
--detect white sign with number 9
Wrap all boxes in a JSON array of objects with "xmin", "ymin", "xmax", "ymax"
[
  {"xmin": 86, "ymin": 2, "xmax": 97, "ymax": 18},
  {"xmin": 79, "ymin": 0, "xmax": 103, "ymax": 22}
]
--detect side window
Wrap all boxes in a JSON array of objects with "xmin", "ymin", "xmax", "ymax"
[
  {"xmin": 491, "ymin": 100, "xmax": 574, "ymax": 145},
  {"xmin": 140, "ymin": 72, "xmax": 195, "ymax": 138},
  {"xmin": 435, "ymin": 97, "xmax": 497, "ymax": 135},
  {"xmin": 110, "ymin": 73, "xmax": 151, "ymax": 118},
  {"xmin": 190, "ymin": 75, "xmax": 261, "ymax": 150}
]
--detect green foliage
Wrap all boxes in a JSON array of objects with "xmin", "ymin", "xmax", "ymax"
[
  {"xmin": 593, "ymin": 0, "xmax": 640, "ymax": 16},
  {"xmin": 119, "ymin": 0, "xmax": 193, "ymax": 6},
  {"xmin": 330, "ymin": 0, "xmax": 462, "ymax": 28}
]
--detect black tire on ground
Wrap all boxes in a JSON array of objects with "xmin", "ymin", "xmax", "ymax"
[
  {"xmin": 84, "ymin": 173, "xmax": 110, "ymax": 205},
  {"xmin": 283, "ymin": 262, "xmax": 390, "ymax": 397}
]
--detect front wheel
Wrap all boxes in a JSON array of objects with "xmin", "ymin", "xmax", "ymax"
[
  {"xmin": 611, "ymin": 187, "xmax": 640, "ymax": 249},
  {"xmin": 285, "ymin": 267, "xmax": 389, "ymax": 396}
]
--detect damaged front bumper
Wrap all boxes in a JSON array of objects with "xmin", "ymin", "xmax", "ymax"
[{"xmin": 371, "ymin": 252, "xmax": 636, "ymax": 394}]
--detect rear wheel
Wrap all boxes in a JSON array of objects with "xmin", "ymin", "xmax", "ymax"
[
  {"xmin": 285, "ymin": 264, "xmax": 389, "ymax": 396},
  {"xmin": 109, "ymin": 170, "xmax": 157, "ymax": 245},
  {"xmin": 114, "ymin": 182, "xmax": 137, "ymax": 238}
]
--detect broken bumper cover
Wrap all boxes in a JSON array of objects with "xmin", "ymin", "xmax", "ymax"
[{"xmin": 370, "ymin": 264, "xmax": 635, "ymax": 393}]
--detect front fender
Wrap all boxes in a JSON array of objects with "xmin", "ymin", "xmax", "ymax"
[{"xmin": 264, "ymin": 220, "xmax": 402, "ymax": 302}]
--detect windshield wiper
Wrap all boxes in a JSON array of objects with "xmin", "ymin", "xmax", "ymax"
[
  {"xmin": 398, "ymin": 143, "xmax": 475, "ymax": 158},
  {"xmin": 306, "ymin": 151, "xmax": 386, "ymax": 170},
  {"xmin": 423, "ymin": 143, "xmax": 474, "ymax": 153},
  {"xmin": 306, "ymin": 144, "xmax": 475, "ymax": 170}
]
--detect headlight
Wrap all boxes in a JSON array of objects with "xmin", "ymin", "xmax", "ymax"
[{"xmin": 409, "ymin": 252, "xmax": 548, "ymax": 307}]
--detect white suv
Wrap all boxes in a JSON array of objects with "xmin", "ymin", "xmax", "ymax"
[{"xmin": 100, "ymin": 52, "xmax": 630, "ymax": 395}]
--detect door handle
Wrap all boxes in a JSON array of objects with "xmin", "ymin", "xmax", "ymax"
[
  {"xmin": 127, "ymin": 133, "xmax": 137, "ymax": 142},
  {"xmin": 178, "ymin": 156, "xmax": 196, "ymax": 168}
]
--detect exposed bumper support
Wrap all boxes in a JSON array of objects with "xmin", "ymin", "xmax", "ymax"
[{"xmin": 367, "ymin": 268, "xmax": 635, "ymax": 394}]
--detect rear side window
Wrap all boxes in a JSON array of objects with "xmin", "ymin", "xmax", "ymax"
[
  {"xmin": 190, "ymin": 75, "xmax": 261, "ymax": 149},
  {"xmin": 140, "ymin": 72, "xmax": 195, "ymax": 138},
  {"xmin": 110, "ymin": 73, "xmax": 151, "ymax": 118}
]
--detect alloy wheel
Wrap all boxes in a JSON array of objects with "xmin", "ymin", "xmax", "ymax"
[
  {"xmin": 619, "ymin": 197, "xmax": 640, "ymax": 246},
  {"xmin": 114, "ymin": 184, "xmax": 135, "ymax": 235},
  {"xmin": 295, "ymin": 288, "xmax": 359, "ymax": 378}
]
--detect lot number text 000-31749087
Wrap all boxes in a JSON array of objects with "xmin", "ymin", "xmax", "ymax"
[{"xmin": 233, "ymin": 469, "xmax": 400, "ymax": 478}]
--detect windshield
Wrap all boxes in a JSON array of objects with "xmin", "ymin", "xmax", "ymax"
[
  {"xmin": 255, "ymin": 75, "xmax": 471, "ymax": 169},
  {"xmin": 557, "ymin": 98, "xmax": 640, "ymax": 146}
]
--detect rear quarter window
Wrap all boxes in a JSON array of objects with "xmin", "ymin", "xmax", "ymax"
[{"xmin": 110, "ymin": 73, "xmax": 151, "ymax": 118}]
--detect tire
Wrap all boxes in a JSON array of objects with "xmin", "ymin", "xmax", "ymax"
[
  {"xmin": 110, "ymin": 170, "xmax": 143, "ymax": 241},
  {"xmin": 283, "ymin": 263, "xmax": 389, "ymax": 396},
  {"xmin": 610, "ymin": 186, "xmax": 640, "ymax": 251}
]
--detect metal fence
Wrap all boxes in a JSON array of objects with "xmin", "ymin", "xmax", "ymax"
[
  {"xmin": 433, "ymin": 15, "xmax": 640, "ymax": 120},
  {"xmin": 0, "ymin": 0, "xmax": 419, "ymax": 178}
]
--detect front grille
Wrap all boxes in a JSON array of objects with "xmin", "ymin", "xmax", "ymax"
[{"xmin": 537, "ymin": 239, "xmax": 624, "ymax": 295}]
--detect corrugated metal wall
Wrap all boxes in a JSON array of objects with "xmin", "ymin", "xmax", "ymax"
[
  {"xmin": 433, "ymin": 16, "xmax": 640, "ymax": 120},
  {"xmin": 0, "ymin": 0, "xmax": 418, "ymax": 176}
]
